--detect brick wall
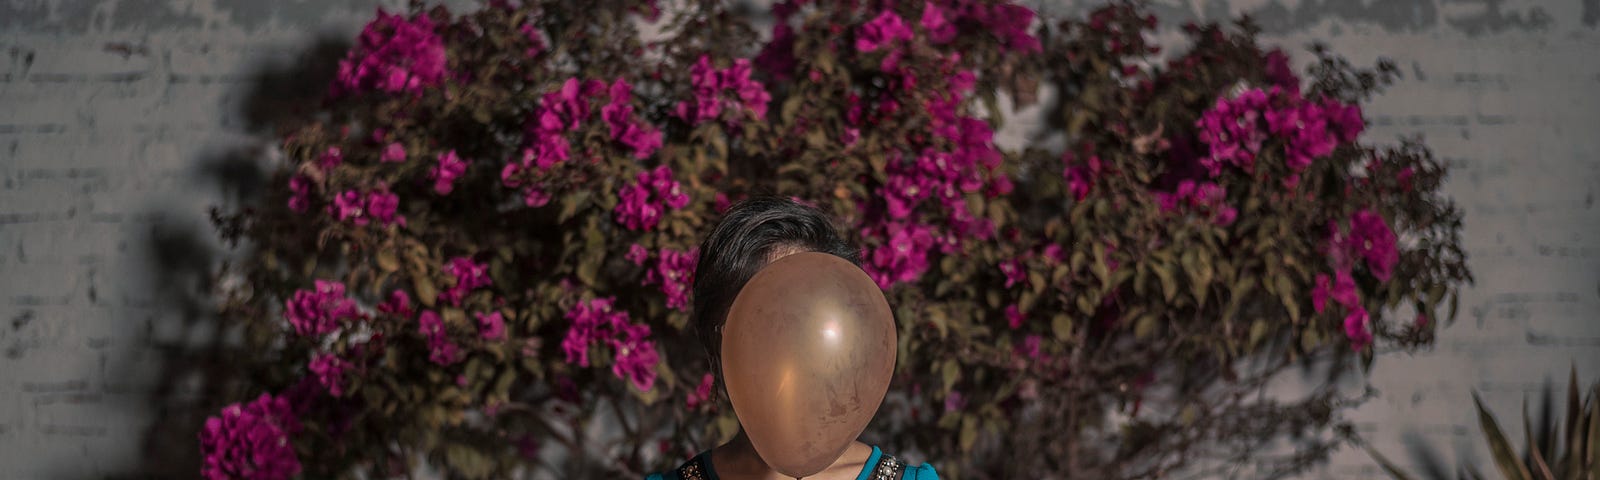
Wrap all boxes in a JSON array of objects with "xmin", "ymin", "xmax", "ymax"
[{"xmin": 1, "ymin": 0, "xmax": 1596, "ymax": 478}]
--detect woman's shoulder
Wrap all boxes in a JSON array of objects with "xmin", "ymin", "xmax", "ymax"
[{"xmin": 866, "ymin": 447, "xmax": 939, "ymax": 480}]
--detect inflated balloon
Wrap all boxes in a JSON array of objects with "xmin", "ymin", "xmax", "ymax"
[{"xmin": 721, "ymin": 252, "xmax": 898, "ymax": 478}]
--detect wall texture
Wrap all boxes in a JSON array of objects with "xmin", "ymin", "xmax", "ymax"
[{"xmin": 0, "ymin": 0, "xmax": 1596, "ymax": 478}]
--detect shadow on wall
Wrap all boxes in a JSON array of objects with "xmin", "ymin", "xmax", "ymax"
[{"xmin": 106, "ymin": 36, "xmax": 349, "ymax": 478}]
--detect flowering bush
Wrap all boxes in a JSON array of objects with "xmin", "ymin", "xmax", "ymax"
[{"xmin": 207, "ymin": 0, "xmax": 1470, "ymax": 478}]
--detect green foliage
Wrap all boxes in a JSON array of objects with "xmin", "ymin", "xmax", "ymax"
[{"xmin": 206, "ymin": 0, "xmax": 1472, "ymax": 478}]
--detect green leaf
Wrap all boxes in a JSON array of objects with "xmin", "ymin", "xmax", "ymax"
[
  {"xmin": 376, "ymin": 248, "xmax": 400, "ymax": 272},
  {"xmin": 1248, "ymin": 319, "xmax": 1269, "ymax": 349},
  {"xmin": 942, "ymin": 360, "xmax": 960, "ymax": 393},
  {"xmin": 1052, "ymin": 314, "xmax": 1074, "ymax": 342},
  {"xmin": 1475, "ymin": 393, "xmax": 1533, "ymax": 480},
  {"xmin": 1152, "ymin": 263, "xmax": 1177, "ymax": 302},
  {"xmin": 960, "ymin": 414, "xmax": 978, "ymax": 451},
  {"xmin": 445, "ymin": 443, "xmax": 494, "ymax": 479},
  {"xmin": 1134, "ymin": 313, "xmax": 1158, "ymax": 339},
  {"xmin": 558, "ymin": 190, "xmax": 590, "ymax": 223},
  {"xmin": 413, "ymin": 275, "xmax": 438, "ymax": 308}
]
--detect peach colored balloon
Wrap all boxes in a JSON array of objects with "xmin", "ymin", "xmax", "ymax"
[{"xmin": 721, "ymin": 252, "xmax": 898, "ymax": 478}]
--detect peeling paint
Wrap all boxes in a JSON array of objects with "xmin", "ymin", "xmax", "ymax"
[
  {"xmin": 1248, "ymin": 0, "xmax": 1440, "ymax": 34},
  {"xmin": 1442, "ymin": 0, "xmax": 1553, "ymax": 36}
]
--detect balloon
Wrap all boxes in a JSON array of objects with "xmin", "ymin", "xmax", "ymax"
[{"xmin": 721, "ymin": 252, "xmax": 898, "ymax": 478}]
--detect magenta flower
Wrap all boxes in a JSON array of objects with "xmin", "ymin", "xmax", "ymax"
[
  {"xmin": 199, "ymin": 393, "xmax": 302, "ymax": 480},
  {"xmin": 308, "ymin": 352, "xmax": 350, "ymax": 397},
  {"xmin": 609, "ymin": 321, "xmax": 659, "ymax": 392},
  {"xmin": 1348, "ymin": 209, "xmax": 1399, "ymax": 281},
  {"xmin": 1019, "ymin": 335, "xmax": 1044, "ymax": 362},
  {"xmin": 1005, "ymin": 304, "xmax": 1025, "ymax": 330},
  {"xmin": 863, "ymin": 221, "xmax": 936, "ymax": 289},
  {"xmin": 332, "ymin": 190, "xmax": 365, "ymax": 224},
  {"xmin": 440, "ymin": 256, "xmax": 491, "ymax": 306},
  {"xmin": 999, "ymin": 259, "xmax": 1025, "ymax": 288},
  {"xmin": 418, "ymin": 310, "xmax": 460, "ymax": 365},
  {"xmin": 1063, "ymin": 154, "xmax": 1102, "ymax": 201},
  {"xmin": 561, "ymin": 297, "xmax": 659, "ymax": 391},
  {"xmin": 519, "ymin": 22, "xmax": 545, "ymax": 58},
  {"xmin": 380, "ymin": 142, "xmax": 406, "ymax": 163},
  {"xmin": 856, "ymin": 10, "xmax": 913, "ymax": 53},
  {"xmin": 331, "ymin": 10, "xmax": 448, "ymax": 98},
  {"xmin": 319, "ymin": 146, "xmax": 344, "ymax": 169},
  {"xmin": 1343, "ymin": 306, "xmax": 1373, "ymax": 350},
  {"xmin": 625, "ymin": 243, "xmax": 649, "ymax": 266},
  {"xmin": 1263, "ymin": 49, "xmax": 1299, "ymax": 92},
  {"xmin": 645, "ymin": 247, "xmax": 697, "ymax": 311},
  {"xmin": 284, "ymin": 280, "xmax": 361, "ymax": 337},
  {"xmin": 602, "ymin": 78, "xmax": 664, "ymax": 159},
  {"xmin": 676, "ymin": 56, "xmax": 771, "ymax": 125},
  {"xmin": 287, "ymin": 176, "xmax": 312, "ymax": 213},
  {"xmin": 475, "ymin": 311, "xmax": 506, "ymax": 340},
  {"xmin": 686, "ymin": 372, "xmax": 715, "ymax": 409},
  {"xmin": 562, "ymin": 298, "xmax": 619, "ymax": 367},
  {"xmin": 614, "ymin": 166, "xmax": 690, "ymax": 231},
  {"xmin": 429, "ymin": 150, "xmax": 468, "ymax": 195},
  {"xmin": 1312, "ymin": 269, "xmax": 1360, "ymax": 314},
  {"xmin": 943, "ymin": 390, "xmax": 966, "ymax": 412},
  {"xmin": 920, "ymin": 5, "xmax": 956, "ymax": 44},
  {"xmin": 365, "ymin": 189, "xmax": 402, "ymax": 226},
  {"xmin": 377, "ymin": 289, "xmax": 412, "ymax": 317}
]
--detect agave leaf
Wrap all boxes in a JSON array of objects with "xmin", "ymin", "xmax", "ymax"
[
  {"xmin": 1526, "ymin": 397, "xmax": 1556, "ymax": 480},
  {"xmin": 1476, "ymin": 393, "xmax": 1533, "ymax": 480},
  {"xmin": 1360, "ymin": 440, "xmax": 1416, "ymax": 480},
  {"xmin": 1564, "ymin": 366, "xmax": 1582, "ymax": 479},
  {"xmin": 1588, "ymin": 384, "xmax": 1598, "ymax": 479}
]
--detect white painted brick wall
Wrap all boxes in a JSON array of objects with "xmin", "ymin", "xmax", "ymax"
[{"xmin": 1, "ymin": 0, "xmax": 1596, "ymax": 478}]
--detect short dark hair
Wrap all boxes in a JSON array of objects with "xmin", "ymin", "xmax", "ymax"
[{"xmin": 691, "ymin": 196, "xmax": 860, "ymax": 373}]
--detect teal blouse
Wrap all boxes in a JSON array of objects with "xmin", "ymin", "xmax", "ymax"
[{"xmin": 645, "ymin": 446, "xmax": 938, "ymax": 480}]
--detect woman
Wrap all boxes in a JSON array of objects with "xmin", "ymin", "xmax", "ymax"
[{"xmin": 647, "ymin": 197, "xmax": 937, "ymax": 480}]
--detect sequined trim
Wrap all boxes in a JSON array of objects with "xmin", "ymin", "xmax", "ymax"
[
  {"xmin": 675, "ymin": 455, "xmax": 709, "ymax": 480},
  {"xmin": 869, "ymin": 452, "xmax": 906, "ymax": 480}
]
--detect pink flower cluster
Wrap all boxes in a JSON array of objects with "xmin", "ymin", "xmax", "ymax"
[
  {"xmin": 1195, "ymin": 86, "xmax": 1364, "ymax": 182},
  {"xmin": 1062, "ymin": 151, "xmax": 1102, "ymax": 202},
  {"xmin": 330, "ymin": 187, "xmax": 405, "ymax": 227},
  {"xmin": 561, "ymin": 297, "xmax": 660, "ymax": 391},
  {"xmin": 440, "ymin": 256, "xmax": 491, "ymax": 306},
  {"xmin": 641, "ymin": 247, "xmax": 697, "ymax": 311},
  {"xmin": 287, "ymin": 176, "xmax": 313, "ymax": 213},
  {"xmin": 331, "ymin": 10, "xmax": 448, "ymax": 98},
  {"xmin": 676, "ymin": 56, "xmax": 771, "ymax": 125},
  {"xmin": 308, "ymin": 352, "xmax": 351, "ymax": 397},
  {"xmin": 417, "ymin": 310, "xmax": 461, "ymax": 365},
  {"xmin": 429, "ymin": 150, "xmax": 468, "ymax": 195},
  {"xmin": 284, "ymin": 280, "xmax": 362, "ymax": 337},
  {"xmin": 860, "ymin": 55, "xmax": 1004, "ymax": 289},
  {"xmin": 685, "ymin": 372, "xmax": 715, "ymax": 409},
  {"xmin": 614, "ymin": 165, "xmax": 691, "ymax": 231},
  {"xmin": 475, "ymin": 311, "xmax": 505, "ymax": 340},
  {"xmin": 1341, "ymin": 209, "xmax": 1400, "ymax": 281},
  {"xmin": 862, "ymin": 221, "xmax": 937, "ymax": 289},
  {"xmin": 503, "ymin": 77, "xmax": 662, "ymax": 206},
  {"xmin": 1312, "ymin": 208, "xmax": 1398, "ymax": 350},
  {"xmin": 856, "ymin": 11, "xmax": 915, "ymax": 66},
  {"xmin": 602, "ymin": 79, "xmax": 664, "ymax": 159},
  {"xmin": 381, "ymin": 142, "xmax": 406, "ymax": 163},
  {"xmin": 199, "ymin": 393, "xmax": 302, "ymax": 480},
  {"xmin": 1152, "ymin": 179, "xmax": 1238, "ymax": 226}
]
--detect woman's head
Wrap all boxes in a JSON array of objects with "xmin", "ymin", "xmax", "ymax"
[{"xmin": 692, "ymin": 196, "xmax": 860, "ymax": 371}]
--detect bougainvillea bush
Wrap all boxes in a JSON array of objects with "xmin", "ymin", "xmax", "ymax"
[{"xmin": 205, "ymin": 0, "xmax": 1471, "ymax": 478}]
